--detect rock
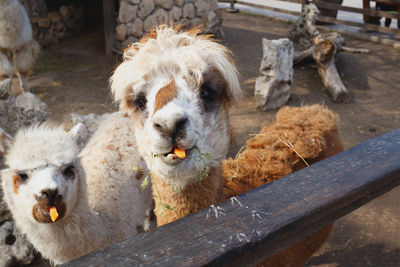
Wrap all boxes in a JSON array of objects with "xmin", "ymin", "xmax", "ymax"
[
  {"xmin": 194, "ymin": 0, "xmax": 211, "ymax": 16},
  {"xmin": 209, "ymin": 0, "xmax": 219, "ymax": 10},
  {"xmin": 289, "ymin": 3, "xmax": 320, "ymax": 48},
  {"xmin": 143, "ymin": 8, "xmax": 169, "ymax": 32},
  {"xmin": 116, "ymin": 24, "xmax": 128, "ymax": 41},
  {"xmin": 48, "ymin": 11, "xmax": 61, "ymax": 23},
  {"xmin": 122, "ymin": 36, "xmax": 139, "ymax": 49},
  {"xmin": 119, "ymin": 1, "xmax": 138, "ymax": 23},
  {"xmin": 0, "ymin": 221, "xmax": 36, "ymax": 267},
  {"xmin": 32, "ymin": 16, "xmax": 50, "ymax": 28},
  {"xmin": 59, "ymin": 5, "xmax": 71, "ymax": 21},
  {"xmin": 15, "ymin": 92, "xmax": 47, "ymax": 112},
  {"xmin": 127, "ymin": 18, "xmax": 144, "ymax": 38},
  {"xmin": 174, "ymin": 0, "xmax": 185, "ymax": 7},
  {"xmin": 170, "ymin": 6, "xmax": 182, "ymax": 21},
  {"xmin": 127, "ymin": 0, "xmax": 141, "ymax": 4},
  {"xmin": 183, "ymin": 3, "xmax": 195, "ymax": 19},
  {"xmin": 206, "ymin": 10, "xmax": 223, "ymax": 38},
  {"xmin": 254, "ymin": 38, "xmax": 294, "ymax": 110},
  {"xmin": 52, "ymin": 21, "xmax": 65, "ymax": 32},
  {"xmin": 0, "ymin": 93, "xmax": 49, "ymax": 136},
  {"xmin": 0, "ymin": 79, "xmax": 11, "ymax": 98},
  {"xmin": 154, "ymin": 0, "xmax": 173, "ymax": 9},
  {"xmin": 191, "ymin": 17, "xmax": 202, "ymax": 26},
  {"xmin": 138, "ymin": 0, "xmax": 155, "ymax": 20}
]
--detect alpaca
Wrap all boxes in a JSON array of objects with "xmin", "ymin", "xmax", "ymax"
[
  {"xmin": 223, "ymin": 104, "xmax": 343, "ymax": 267},
  {"xmin": 1, "ymin": 114, "xmax": 153, "ymax": 265},
  {"xmin": 110, "ymin": 26, "xmax": 343, "ymax": 266},
  {"xmin": 0, "ymin": 0, "xmax": 40, "ymax": 92}
]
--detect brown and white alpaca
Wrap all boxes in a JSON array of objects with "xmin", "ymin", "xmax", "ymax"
[
  {"xmin": 111, "ymin": 26, "xmax": 240, "ymax": 224},
  {"xmin": 111, "ymin": 26, "xmax": 343, "ymax": 266}
]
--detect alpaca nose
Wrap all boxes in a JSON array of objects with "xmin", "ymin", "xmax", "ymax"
[
  {"xmin": 153, "ymin": 116, "xmax": 188, "ymax": 141},
  {"xmin": 39, "ymin": 189, "xmax": 62, "ymax": 203}
]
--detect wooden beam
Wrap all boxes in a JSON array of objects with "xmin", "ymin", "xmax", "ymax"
[
  {"xmin": 317, "ymin": 14, "xmax": 399, "ymax": 34},
  {"xmin": 315, "ymin": 0, "xmax": 400, "ymax": 20},
  {"xmin": 62, "ymin": 129, "xmax": 400, "ymax": 267},
  {"xmin": 235, "ymin": 0, "xmax": 301, "ymax": 16},
  {"xmin": 103, "ymin": 0, "xmax": 116, "ymax": 57}
]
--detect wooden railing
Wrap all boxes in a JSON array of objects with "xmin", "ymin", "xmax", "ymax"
[
  {"xmin": 220, "ymin": 0, "xmax": 400, "ymax": 36},
  {"xmin": 62, "ymin": 129, "xmax": 400, "ymax": 266}
]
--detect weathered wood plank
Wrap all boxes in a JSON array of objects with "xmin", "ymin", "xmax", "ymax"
[
  {"xmin": 63, "ymin": 129, "xmax": 400, "ymax": 267},
  {"xmin": 314, "ymin": 0, "xmax": 400, "ymax": 20},
  {"xmin": 235, "ymin": 0, "xmax": 301, "ymax": 16},
  {"xmin": 317, "ymin": 14, "xmax": 399, "ymax": 34}
]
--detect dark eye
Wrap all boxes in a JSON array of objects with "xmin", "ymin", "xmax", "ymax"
[
  {"xmin": 200, "ymin": 82, "xmax": 219, "ymax": 112},
  {"xmin": 200, "ymin": 83, "xmax": 217, "ymax": 101},
  {"xmin": 134, "ymin": 93, "xmax": 147, "ymax": 111},
  {"xmin": 62, "ymin": 165, "xmax": 75, "ymax": 179},
  {"xmin": 17, "ymin": 172, "xmax": 28, "ymax": 182}
]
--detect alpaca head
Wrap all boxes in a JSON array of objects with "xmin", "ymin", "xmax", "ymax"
[
  {"xmin": 1, "ymin": 123, "xmax": 85, "ymax": 224},
  {"xmin": 111, "ymin": 26, "xmax": 241, "ymax": 187}
]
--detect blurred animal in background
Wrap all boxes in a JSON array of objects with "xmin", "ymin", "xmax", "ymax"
[
  {"xmin": 375, "ymin": 2, "xmax": 398, "ymax": 27},
  {"xmin": 0, "ymin": 0, "xmax": 40, "ymax": 93}
]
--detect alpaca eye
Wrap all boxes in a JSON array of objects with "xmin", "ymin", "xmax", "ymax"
[
  {"xmin": 134, "ymin": 93, "xmax": 147, "ymax": 111},
  {"xmin": 200, "ymin": 83, "xmax": 217, "ymax": 101},
  {"xmin": 17, "ymin": 172, "xmax": 28, "ymax": 182},
  {"xmin": 200, "ymin": 82, "xmax": 219, "ymax": 112},
  {"xmin": 62, "ymin": 165, "xmax": 75, "ymax": 179}
]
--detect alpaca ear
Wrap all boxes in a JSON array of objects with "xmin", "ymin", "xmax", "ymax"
[
  {"xmin": 0, "ymin": 127, "xmax": 13, "ymax": 157},
  {"xmin": 68, "ymin": 123, "xmax": 87, "ymax": 142}
]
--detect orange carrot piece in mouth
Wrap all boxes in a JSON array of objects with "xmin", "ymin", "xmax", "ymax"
[
  {"xmin": 173, "ymin": 148, "xmax": 186, "ymax": 159},
  {"xmin": 49, "ymin": 206, "xmax": 59, "ymax": 222}
]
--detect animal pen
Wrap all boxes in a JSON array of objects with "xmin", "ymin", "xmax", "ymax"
[
  {"xmin": 62, "ymin": 129, "xmax": 400, "ymax": 265},
  {"xmin": 1, "ymin": 1, "xmax": 399, "ymax": 266}
]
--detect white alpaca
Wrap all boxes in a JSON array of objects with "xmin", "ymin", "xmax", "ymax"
[
  {"xmin": 1, "ymin": 113, "xmax": 153, "ymax": 264},
  {"xmin": 0, "ymin": 0, "xmax": 40, "ymax": 92}
]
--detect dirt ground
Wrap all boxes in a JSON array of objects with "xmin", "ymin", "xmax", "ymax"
[{"xmin": 28, "ymin": 10, "xmax": 400, "ymax": 267}]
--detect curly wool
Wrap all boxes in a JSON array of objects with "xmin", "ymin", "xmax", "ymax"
[
  {"xmin": 223, "ymin": 104, "xmax": 342, "ymax": 198},
  {"xmin": 223, "ymin": 104, "xmax": 343, "ymax": 267}
]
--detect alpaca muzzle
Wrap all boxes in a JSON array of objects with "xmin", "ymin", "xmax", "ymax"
[
  {"xmin": 161, "ymin": 146, "xmax": 192, "ymax": 165},
  {"xmin": 32, "ymin": 189, "xmax": 65, "ymax": 223}
]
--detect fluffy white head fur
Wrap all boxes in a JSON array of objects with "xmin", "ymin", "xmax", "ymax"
[
  {"xmin": 3, "ymin": 124, "xmax": 81, "ymax": 226},
  {"xmin": 111, "ymin": 26, "xmax": 241, "ymax": 188}
]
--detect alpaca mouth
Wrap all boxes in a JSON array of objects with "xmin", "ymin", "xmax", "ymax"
[
  {"xmin": 161, "ymin": 146, "xmax": 192, "ymax": 166},
  {"xmin": 32, "ymin": 202, "xmax": 66, "ymax": 224}
]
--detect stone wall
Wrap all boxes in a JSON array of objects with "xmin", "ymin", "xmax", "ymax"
[
  {"xmin": 29, "ymin": 5, "xmax": 84, "ymax": 47},
  {"xmin": 116, "ymin": 0, "xmax": 223, "ymax": 50}
]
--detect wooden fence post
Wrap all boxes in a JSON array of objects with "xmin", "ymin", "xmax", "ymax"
[{"xmin": 103, "ymin": 0, "xmax": 116, "ymax": 58}]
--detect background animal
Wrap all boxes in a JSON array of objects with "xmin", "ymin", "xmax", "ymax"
[
  {"xmin": 375, "ymin": 2, "xmax": 398, "ymax": 27},
  {"xmin": 0, "ymin": 0, "xmax": 40, "ymax": 93},
  {"xmin": 110, "ymin": 26, "xmax": 344, "ymax": 266},
  {"xmin": 1, "ymin": 115, "xmax": 153, "ymax": 265}
]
